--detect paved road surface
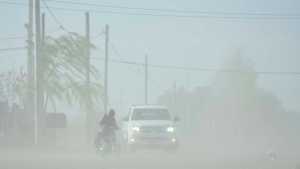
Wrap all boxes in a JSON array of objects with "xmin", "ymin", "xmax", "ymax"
[{"xmin": 0, "ymin": 148, "xmax": 298, "ymax": 169}]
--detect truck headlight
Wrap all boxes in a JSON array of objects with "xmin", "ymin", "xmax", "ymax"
[
  {"xmin": 171, "ymin": 138, "xmax": 177, "ymax": 143},
  {"xmin": 167, "ymin": 126, "xmax": 175, "ymax": 133},
  {"xmin": 132, "ymin": 126, "xmax": 140, "ymax": 132}
]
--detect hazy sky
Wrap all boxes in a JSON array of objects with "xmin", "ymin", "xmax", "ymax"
[{"xmin": 1, "ymin": 0, "xmax": 300, "ymax": 115}]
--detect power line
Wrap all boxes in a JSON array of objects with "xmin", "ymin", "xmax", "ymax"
[
  {"xmin": 0, "ymin": 1, "xmax": 26, "ymax": 6},
  {"xmin": 110, "ymin": 43, "xmax": 124, "ymax": 61},
  {"xmin": 41, "ymin": 0, "xmax": 68, "ymax": 31},
  {"xmin": 149, "ymin": 64, "xmax": 300, "ymax": 76},
  {"xmin": 45, "ymin": 0, "xmax": 300, "ymax": 17},
  {"xmin": 0, "ymin": 36, "xmax": 26, "ymax": 40},
  {"xmin": 98, "ymin": 43, "xmax": 300, "ymax": 76},
  {"xmin": 91, "ymin": 56, "xmax": 300, "ymax": 76},
  {"xmin": 91, "ymin": 30, "xmax": 105, "ymax": 40},
  {"xmin": 0, "ymin": 54, "xmax": 25, "ymax": 58},
  {"xmin": 0, "ymin": 27, "xmax": 63, "ymax": 43},
  {"xmin": 34, "ymin": 7, "xmax": 300, "ymax": 20},
  {"xmin": 43, "ymin": 1, "xmax": 106, "ymax": 36},
  {"xmin": 2, "ymin": 1, "xmax": 300, "ymax": 20},
  {"xmin": 0, "ymin": 47, "xmax": 26, "ymax": 52}
]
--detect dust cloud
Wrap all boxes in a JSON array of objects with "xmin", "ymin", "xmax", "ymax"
[
  {"xmin": 1, "ymin": 0, "xmax": 300, "ymax": 167},
  {"xmin": 1, "ymin": 52, "xmax": 300, "ymax": 169}
]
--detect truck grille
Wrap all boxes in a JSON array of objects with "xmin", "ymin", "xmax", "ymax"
[{"xmin": 140, "ymin": 126, "xmax": 166, "ymax": 133}]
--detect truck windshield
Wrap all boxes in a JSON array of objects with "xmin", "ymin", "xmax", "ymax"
[{"xmin": 132, "ymin": 108, "xmax": 171, "ymax": 120}]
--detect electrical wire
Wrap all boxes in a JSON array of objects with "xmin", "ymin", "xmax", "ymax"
[
  {"xmin": 41, "ymin": 0, "xmax": 70, "ymax": 32},
  {"xmin": 91, "ymin": 56, "xmax": 300, "ymax": 76},
  {"xmin": 2, "ymin": 1, "xmax": 300, "ymax": 20},
  {"xmin": 0, "ymin": 47, "xmax": 26, "ymax": 52},
  {"xmin": 45, "ymin": 0, "xmax": 300, "ymax": 17},
  {"xmin": 0, "ymin": 36, "xmax": 26, "ymax": 41}
]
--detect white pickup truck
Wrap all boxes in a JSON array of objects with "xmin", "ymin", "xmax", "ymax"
[{"xmin": 121, "ymin": 105, "xmax": 179, "ymax": 152}]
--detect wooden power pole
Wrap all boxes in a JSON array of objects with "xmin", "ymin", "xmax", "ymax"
[
  {"xmin": 26, "ymin": 0, "xmax": 35, "ymax": 144},
  {"xmin": 104, "ymin": 24, "xmax": 109, "ymax": 114},
  {"xmin": 145, "ymin": 55, "xmax": 148, "ymax": 105},
  {"xmin": 34, "ymin": 0, "xmax": 41, "ymax": 144},
  {"xmin": 42, "ymin": 13, "xmax": 45, "ymax": 41},
  {"xmin": 85, "ymin": 12, "xmax": 90, "ymax": 84},
  {"xmin": 85, "ymin": 12, "xmax": 92, "ymax": 142}
]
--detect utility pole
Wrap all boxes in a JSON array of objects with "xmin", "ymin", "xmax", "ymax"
[
  {"xmin": 173, "ymin": 81, "xmax": 177, "ymax": 112},
  {"xmin": 145, "ymin": 55, "xmax": 148, "ymax": 105},
  {"xmin": 85, "ymin": 12, "xmax": 92, "ymax": 142},
  {"xmin": 41, "ymin": 13, "xmax": 45, "ymax": 41},
  {"xmin": 34, "ymin": 0, "xmax": 41, "ymax": 145},
  {"xmin": 26, "ymin": 0, "xmax": 35, "ymax": 144},
  {"xmin": 104, "ymin": 24, "xmax": 109, "ymax": 114},
  {"xmin": 85, "ymin": 12, "xmax": 90, "ymax": 84},
  {"xmin": 40, "ymin": 13, "xmax": 46, "ymax": 135}
]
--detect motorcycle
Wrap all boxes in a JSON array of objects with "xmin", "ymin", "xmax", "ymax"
[{"xmin": 94, "ymin": 126, "xmax": 120, "ymax": 156}]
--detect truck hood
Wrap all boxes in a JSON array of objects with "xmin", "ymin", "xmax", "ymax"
[{"xmin": 129, "ymin": 120, "xmax": 173, "ymax": 127}]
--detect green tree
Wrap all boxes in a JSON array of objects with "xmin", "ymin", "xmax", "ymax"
[{"xmin": 40, "ymin": 33, "xmax": 103, "ymax": 113}]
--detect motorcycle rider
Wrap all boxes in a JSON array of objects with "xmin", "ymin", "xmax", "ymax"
[
  {"xmin": 96, "ymin": 109, "xmax": 119, "ymax": 149},
  {"xmin": 101, "ymin": 109, "xmax": 118, "ymax": 133}
]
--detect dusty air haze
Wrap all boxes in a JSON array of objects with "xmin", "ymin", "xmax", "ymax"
[{"xmin": 0, "ymin": 0, "xmax": 300, "ymax": 169}]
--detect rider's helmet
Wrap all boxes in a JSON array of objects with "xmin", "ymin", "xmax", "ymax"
[{"xmin": 108, "ymin": 109, "xmax": 115, "ymax": 117}]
